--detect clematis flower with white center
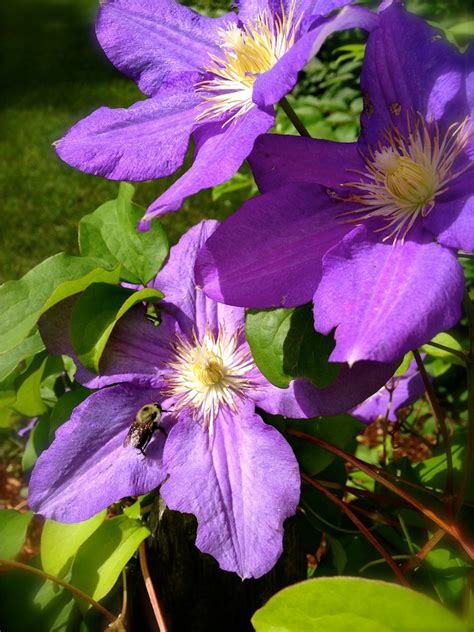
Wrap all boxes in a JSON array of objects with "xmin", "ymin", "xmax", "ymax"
[
  {"xmin": 53, "ymin": 0, "xmax": 377, "ymax": 225},
  {"xmin": 197, "ymin": 2, "xmax": 474, "ymax": 365},
  {"xmin": 29, "ymin": 221, "xmax": 396, "ymax": 579}
]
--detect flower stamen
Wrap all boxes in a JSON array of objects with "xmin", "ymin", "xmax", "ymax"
[
  {"xmin": 341, "ymin": 113, "xmax": 472, "ymax": 243},
  {"xmin": 164, "ymin": 326, "xmax": 256, "ymax": 431},
  {"xmin": 196, "ymin": 0, "xmax": 302, "ymax": 123}
]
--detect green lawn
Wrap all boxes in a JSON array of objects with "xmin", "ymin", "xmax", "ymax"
[{"xmin": 0, "ymin": 0, "xmax": 239, "ymax": 283}]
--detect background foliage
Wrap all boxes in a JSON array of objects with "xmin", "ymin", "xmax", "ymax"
[{"xmin": 1, "ymin": 0, "xmax": 474, "ymax": 631}]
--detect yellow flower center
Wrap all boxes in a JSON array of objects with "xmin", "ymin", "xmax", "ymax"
[
  {"xmin": 342, "ymin": 114, "xmax": 472, "ymax": 243},
  {"xmin": 196, "ymin": 0, "xmax": 302, "ymax": 123},
  {"xmin": 165, "ymin": 326, "xmax": 256, "ymax": 431},
  {"xmin": 192, "ymin": 351, "xmax": 225, "ymax": 386},
  {"xmin": 375, "ymin": 149, "xmax": 439, "ymax": 211}
]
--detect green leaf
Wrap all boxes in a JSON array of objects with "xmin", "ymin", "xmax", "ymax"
[
  {"xmin": 71, "ymin": 514, "xmax": 149, "ymax": 603},
  {"xmin": 41, "ymin": 511, "xmax": 106, "ymax": 578},
  {"xmin": 414, "ymin": 434, "xmax": 474, "ymax": 501},
  {"xmin": 252, "ymin": 577, "xmax": 468, "ymax": 632},
  {"xmin": 12, "ymin": 352, "xmax": 49, "ymax": 416},
  {"xmin": 422, "ymin": 332, "xmax": 465, "ymax": 366},
  {"xmin": 70, "ymin": 283, "xmax": 163, "ymax": 373},
  {"xmin": 0, "ymin": 330, "xmax": 45, "ymax": 382},
  {"xmin": 288, "ymin": 414, "xmax": 362, "ymax": 476},
  {"xmin": 0, "ymin": 253, "xmax": 120, "ymax": 355},
  {"xmin": 246, "ymin": 305, "xmax": 340, "ymax": 389},
  {"xmin": 79, "ymin": 182, "xmax": 169, "ymax": 284},
  {"xmin": 0, "ymin": 509, "xmax": 33, "ymax": 559},
  {"xmin": 395, "ymin": 352, "xmax": 414, "ymax": 377}
]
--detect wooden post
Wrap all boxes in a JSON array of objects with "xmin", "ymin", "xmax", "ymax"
[{"xmin": 140, "ymin": 499, "xmax": 306, "ymax": 631}]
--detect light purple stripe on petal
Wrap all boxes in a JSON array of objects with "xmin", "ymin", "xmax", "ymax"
[
  {"xmin": 97, "ymin": 0, "xmax": 236, "ymax": 96},
  {"xmin": 196, "ymin": 184, "xmax": 358, "ymax": 308},
  {"xmin": 145, "ymin": 106, "xmax": 274, "ymax": 218},
  {"xmin": 161, "ymin": 402, "xmax": 300, "ymax": 579},
  {"xmin": 29, "ymin": 384, "xmax": 167, "ymax": 522},
  {"xmin": 55, "ymin": 89, "xmax": 201, "ymax": 181},
  {"xmin": 314, "ymin": 231, "xmax": 465, "ymax": 364}
]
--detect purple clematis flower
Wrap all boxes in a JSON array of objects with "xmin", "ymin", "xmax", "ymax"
[
  {"xmin": 29, "ymin": 221, "xmax": 396, "ymax": 578},
  {"xmin": 197, "ymin": 2, "xmax": 473, "ymax": 365},
  {"xmin": 351, "ymin": 358, "xmax": 424, "ymax": 424},
  {"xmin": 54, "ymin": 0, "xmax": 377, "ymax": 225}
]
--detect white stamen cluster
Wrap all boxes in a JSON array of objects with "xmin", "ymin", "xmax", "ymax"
[
  {"xmin": 164, "ymin": 326, "xmax": 256, "ymax": 431},
  {"xmin": 196, "ymin": 0, "xmax": 302, "ymax": 123},
  {"xmin": 343, "ymin": 113, "xmax": 472, "ymax": 243}
]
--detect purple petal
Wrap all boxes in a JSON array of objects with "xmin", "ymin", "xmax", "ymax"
[
  {"xmin": 153, "ymin": 220, "xmax": 245, "ymax": 338},
  {"xmin": 236, "ymin": 0, "xmax": 350, "ymax": 22},
  {"xmin": 466, "ymin": 42, "xmax": 474, "ymax": 117},
  {"xmin": 97, "ymin": 0, "xmax": 235, "ymax": 96},
  {"xmin": 313, "ymin": 231, "xmax": 465, "ymax": 364},
  {"xmin": 250, "ymin": 134, "xmax": 360, "ymax": 192},
  {"xmin": 145, "ymin": 107, "xmax": 274, "ymax": 218},
  {"xmin": 160, "ymin": 402, "xmax": 300, "ymax": 579},
  {"xmin": 39, "ymin": 299, "xmax": 176, "ymax": 389},
  {"xmin": 196, "ymin": 184, "xmax": 357, "ymax": 308},
  {"xmin": 253, "ymin": 359, "xmax": 399, "ymax": 418},
  {"xmin": 360, "ymin": 3, "xmax": 464, "ymax": 145},
  {"xmin": 423, "ymin": 172, "xmax": 474, "ymax": 253},
  {"xmin": 253, "ymin": 5, "xmax": 378, "ymax": 108},
  {"xmin": 351, "ymin": 363, "xmax": 425, "ymax": 424},
  {"xmin": 29, "ymin": 385, "xmax": 168, "ymax": 522},
  {"xmin": 55, "ymin": 88, "xmax": 200, "ymax": 181}
]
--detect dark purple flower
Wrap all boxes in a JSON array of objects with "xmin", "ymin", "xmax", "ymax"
[
  {"xmin": 29, "ymin": 221, "xmax": 396, "ymax": 578},
  {"xmin": 54, "ymin": 0, "xmax": 377, "ymax": 225},
  {"xmin": 197, "ymin": 2, "xmax": 473, "ymax": 365},
  {"xmin": 351, "ymin": 358, "xmax": 424, "ymax": 424}
]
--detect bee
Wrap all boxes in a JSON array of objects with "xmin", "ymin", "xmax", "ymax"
[{"xmin": 123, "ymin": 403, "xmax": 167, "ymax": 457}]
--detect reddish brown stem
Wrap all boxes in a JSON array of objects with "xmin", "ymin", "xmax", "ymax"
[
  {"xmin": 287, "ymin": 428, "xmax": 474, "ymax": 559},
  {"xmin": 139, "ymin": 541, "xmax": 168, "ymax": 632},
  {"xmin": 413, "ymin": 348, "xmax": 454, "ymax": 505},
  {"xmin": 318, "ymin": 479, "xmax": 410, "ymax": 509},
  {"xmin": 401, "ymin": 528, "xmax": 445, "ymax": 574},
  {"xmin": 302, "ymin": 474, "xmax": 410, "ymax": 586}
]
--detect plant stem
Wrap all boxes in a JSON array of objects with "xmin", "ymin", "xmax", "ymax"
[
  {"xmin": 423, "ymin": 341, "xmax": 467, "ymax": 362},
  {"xmin": 359, "ymin": 555, "xmax": 412, "ymax": 575},
  {"xmin": 139, "ymin": 541, "xmax": 168, "ymax": 632},
  {"xmin": 287, "ymin": 428, "xmax": 474, "ymax": 558},
  {"xmin": 0, "ymin": 558, "xmax": 117, "ymax": 623},
  {"xmin": 319, "ymin": 479, "xmax": 410, "ymax": 509},
  {"xmin": 302, "ymin": 474, "xmax": 410, "ymax": 586},
  {"xmin": 401, "ymin": 529, "xmax": 445, "ymax": 574},
  {"xmin": 120, "ymin": 568, "xmax": 128, "ymax": 623},
  {"xmin": 279, "ymin": 97, "xmax": 311, "ymax": 137},
  {"xmin": 412, "ymin": 349, "xmax": 454, "ymax": 504},
  {"xmin": 456, "ymin": 292, "xmax": 474, "ymax": 513}
]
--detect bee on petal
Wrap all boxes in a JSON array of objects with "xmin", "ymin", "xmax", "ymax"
[{"xmin": 123, "ymin": 403, "xmax": 166, "ymax": 457}]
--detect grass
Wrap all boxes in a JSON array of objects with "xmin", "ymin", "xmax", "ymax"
[{"xmin": 0, "ymin": 0, "xmax": 241, "ymax": 283}]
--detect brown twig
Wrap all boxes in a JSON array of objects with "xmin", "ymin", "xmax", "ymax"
[
  {"xmin": 279, "ymin": 97, "xmax": 311, "ymax": 137},
  {"xmin": 456, "ymin": 292, "xmax": 474, "ymax": 513},
  {"xmin": 287, "ymin": 428, "xmax": 474, "ymax": 559},
  {"xmin": 401, "ymin": 528, "xmax": 445, "ymax": 574},
  {"xmin": 412, "ymin": 348, "xmax": 454, "ymax": 504},
  {"xmin": 302, "ymin": 474, "xmax": 410, "ymax": 586},
  {"xmin": 139, "ymin": 541, "xmax": 168, "ymax": 632},
  {"xmin": 0, "ymin": 558, "xmax": 117, "ymax": 623},
  {"xmin": 317, "ymin": 479, "xmax": 410, "ymax": 509},
  {"xmin": 423, "ymin": 340, "xmax": 467, "ymax": 362}
]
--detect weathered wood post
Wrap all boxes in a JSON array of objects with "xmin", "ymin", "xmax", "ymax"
[{"xmin": 138, "ymin": 498, "xmax": 306, "ymax": 631}]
